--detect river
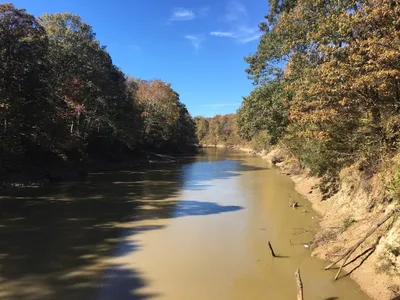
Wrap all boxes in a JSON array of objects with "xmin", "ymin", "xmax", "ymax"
[{"xmin": 0, "ymin": 148, "xmax": 370, "ymax": 299}]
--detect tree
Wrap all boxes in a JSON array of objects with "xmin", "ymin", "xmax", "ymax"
[
  {"xmin": 237, "ymin": 81, "xmax": 288, "ymax": 144},
  {"xmin": 170, "ymin": 102, "xmax": 197, "ymax": 152},
  {"xmin": 135, "ymin": 79, "xmax": 181, "ymax": 151},
  {"xmin": 1, "ymin": 4, "xmax": 197, "ymax": 179},
  {"xmin": 195, "ymin": 114, "xmax": 239, "ymax": 146},
  {"xmin": 245, "ymin": 0, "xmax": 400, "ymax": 174},
  {"xmin": 194, "ymin": 116, "xmax": 209, "ymax": 143},
  {"xmin": 0, "ymin": 4, "xmax": 52, "ymax": 171},
  {"xmin": 39, "ymin": 13, "xmax": 141, "ymax": 161}
]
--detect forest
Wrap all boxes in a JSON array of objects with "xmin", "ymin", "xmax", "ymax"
[
  {"xmin": 0, "ymin": 4, "xmax": 196, "ymax": 184},
  {"xmin": 196, "ymin": 0, "xmax": 400, "ymax": 178}
]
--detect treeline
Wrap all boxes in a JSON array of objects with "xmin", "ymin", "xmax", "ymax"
[
  {"xmin": 197, "ymin": 0, "xmax": 400, "ymax": 178},
  {"xmin": 0, "ymin": 4, "xmax": 196, "ymax": 181},
  {"xmin": 194, "ymin": 114, "xmax": 240, "ymax": 146}
]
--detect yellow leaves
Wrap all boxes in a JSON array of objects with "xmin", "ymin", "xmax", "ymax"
[
  {"xmin": 136, "ymin": 79, "xmax": 180, "ymax": 127},
  {"xmin": 258, "ymin": 0, "xmax": 400, "ymax": 143}
]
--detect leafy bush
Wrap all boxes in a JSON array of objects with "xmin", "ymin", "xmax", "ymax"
[{"xmin": 250, "ymin": 131, "xmax": 271, "ymax": 152}]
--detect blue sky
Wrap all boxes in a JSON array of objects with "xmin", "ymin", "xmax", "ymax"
[{"xmin": 10, "ymin": 0, "xmax": 268, "ymax": 117}]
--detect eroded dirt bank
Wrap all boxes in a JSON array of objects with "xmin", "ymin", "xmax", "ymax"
[{"xmin": 202, "ymin": 145, "xmax": 400, "ymax": 300}]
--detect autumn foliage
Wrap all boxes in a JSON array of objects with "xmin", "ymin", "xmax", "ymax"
[
  {"xmin": 242, "ymin": 0, "xmax": 400, "ymax": 175},
  {"xmin": 194, "ymin": 114, "xmax": 240, "ymax": 146},
  {"xmin": 0, "ymin": 4, "xmax": 196, "ymax": 180}
]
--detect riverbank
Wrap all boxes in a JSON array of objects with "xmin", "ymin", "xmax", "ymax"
[
  {"xmin": 0, "ymin": 150, "xmax": 188, "ymax": 190},
  {"xmin": 201, "ymin": 144, "xmax": 400, "ymax": 300}
]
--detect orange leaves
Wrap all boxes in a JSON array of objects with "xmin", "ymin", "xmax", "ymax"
[
  {"xmin": 135, "ymin": 79, "xmax": 180, "ymax": 126},
  {"xmin": 274, "ymin": 0, "xmax": 400, "ymax": 143}
]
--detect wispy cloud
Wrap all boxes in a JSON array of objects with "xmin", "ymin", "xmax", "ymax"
[
  {"xmin": 185, "ymin": 35, "xmax": 204, "ymax": 52},
  {"xmin": 211, "ymin": 31, "xmax": 235, "ymax": 37},
  {"xmin": 198, "ymin": 7, "xmax": 210, "ymax": 18},
  {"xmin": 169, "ymin": 6, "xmax": 210, "ymax": 22},
  {"xmin": 211, "ymin": 26, "xmax": 260, "ymax": 43},
  {"xmin": 170, "ymin": 8, "xmax": 196, "ymax": 21},
  {"xmin": 210, "ymin": 1, "xmax": 261, "ymax": 44},
  {"xmin": 127, "ymin": 44, "xmax": 143, "ymax": 53},
  {"xmin": 224, "ymin": 1, "xmax": 248, "ymax": 21}
]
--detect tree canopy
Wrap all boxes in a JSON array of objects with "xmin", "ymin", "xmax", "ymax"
[
  {"xmin": 0, "ymin": 4, "xmax": 196, "ymax": 180},
  {"xmin": 241, "ymin": 0, "xmax": 400, "ymax": 174}
]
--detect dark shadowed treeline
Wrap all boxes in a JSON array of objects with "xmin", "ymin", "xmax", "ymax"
[{"xmin": 0, "ymin": 4, "xmax": 196, "ymax": 183}]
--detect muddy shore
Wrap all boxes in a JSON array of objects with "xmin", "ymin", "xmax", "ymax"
[{"xmin": 201, "ymin": 144, "xmax": 400, "ymax": 300}]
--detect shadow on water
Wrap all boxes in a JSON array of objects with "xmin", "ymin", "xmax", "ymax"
[{"xmin": 0, "ymin": 149, "xmax": 264, "ymax": 300}]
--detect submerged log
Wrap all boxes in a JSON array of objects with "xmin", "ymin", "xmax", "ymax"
[
  {"xmin": 295, "ymin": 268, "xmax": 304, "ymax": 300},
  {"xmin": 268, "ymin": 241, "xmax": 276, "ymax": 257}
]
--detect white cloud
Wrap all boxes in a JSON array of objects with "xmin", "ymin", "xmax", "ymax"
[
  {"xmin": 185, "ymin": 35, "xmax": 204, "ymax": 52},
  {"xmin": 170, "ymin": 8, "xmax": 196, "ymax": 21},
  {"xmin": 210, "ymin": 26, "xmax": 261, "ymax": 43},
  {"xmin": 210, "ymin": 1, "xmax": 261, "ymax": 44},
  {"xmin": 239, "ymin": 32, "xmax": 261, "ymax": 43},
  {"xmin": 169, "ymin": 6, "xmax": 210, "ymax": 22},
  {"xmin": 211, "ymin": 31, "xmax": 235, "ymax": 37}
]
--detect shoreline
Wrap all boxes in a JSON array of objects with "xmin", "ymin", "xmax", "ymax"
[
  {"xmin": 201, "ymin": 144, "xmax": 400, "ymax": 300},
  {"xmin": 0, "ymin": 150, "xmax": 190, "ymax": 191}
]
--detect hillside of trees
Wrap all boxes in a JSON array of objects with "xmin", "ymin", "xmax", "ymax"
[
  {"xmin": 194, "ymin": 114, "xmax": 240, "ymax": 146},
  {"xmin": 0, "ymin": 4, "xmax": 196, "ymax": 184},
  {"xmin": 197, "ymin": 0, "xmax": 400, "ymax": 178}
]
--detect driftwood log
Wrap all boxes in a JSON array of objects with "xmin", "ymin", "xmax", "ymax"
[
  {"xmin": 325, "ymin": 208, "xmax": 399, "ymax": 280},
  {"xmin": 295, "ymin": 268, "xmax": 304, "ymax": 300}
]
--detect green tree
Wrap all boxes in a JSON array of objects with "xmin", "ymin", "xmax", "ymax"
[
  {"xmin": 244, "ymin": 0, "xmax": 400, "ymax": 174},
  {"xmin": 194, "ymin": 116, "xmax": 209, "ymax": 143},
  {"xmin": 0, "ymin": 4, "xmax": 53, "ymax": 172},
  {"xmin": 170, "ymin": 102, "xmax": 197, "ymax": 152},
  {"xmin": 135, "ymin": 79, "xmax": 180, "ymax": 151},
  {"xmin": 39, "ymin": 13, "xmax": 141, "ymax": 161},
  {"xmin": 0, "ymin": 4, "xmax": 197, "ymax": 181},
  {"xmin": 237, "ymin": 81, "xmax": 288, "ymax": 144},
  {"xmin": 195, "ymin": 114, "xmax": 239, "ymax": 146}
]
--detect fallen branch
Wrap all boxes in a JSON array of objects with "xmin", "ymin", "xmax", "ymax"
[
  {"xmin": 325, "ymin": 209, "xmax": 398, "ymax": 280},
  {"xmin": 343, "ymin": 237, "xmax": 380, "ymax": 269},
  {"xmin": 295, "ymin": 268, "xmax": 304, "ymax": 300},
  {"xmin": 268, "ymin": 241, "xmax": 276, "ymax": 257}
]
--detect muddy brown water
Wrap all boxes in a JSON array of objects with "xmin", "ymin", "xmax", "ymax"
[{"xmin": 0, "ymin": 148, "xmax": 370, "ymax": 299}]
